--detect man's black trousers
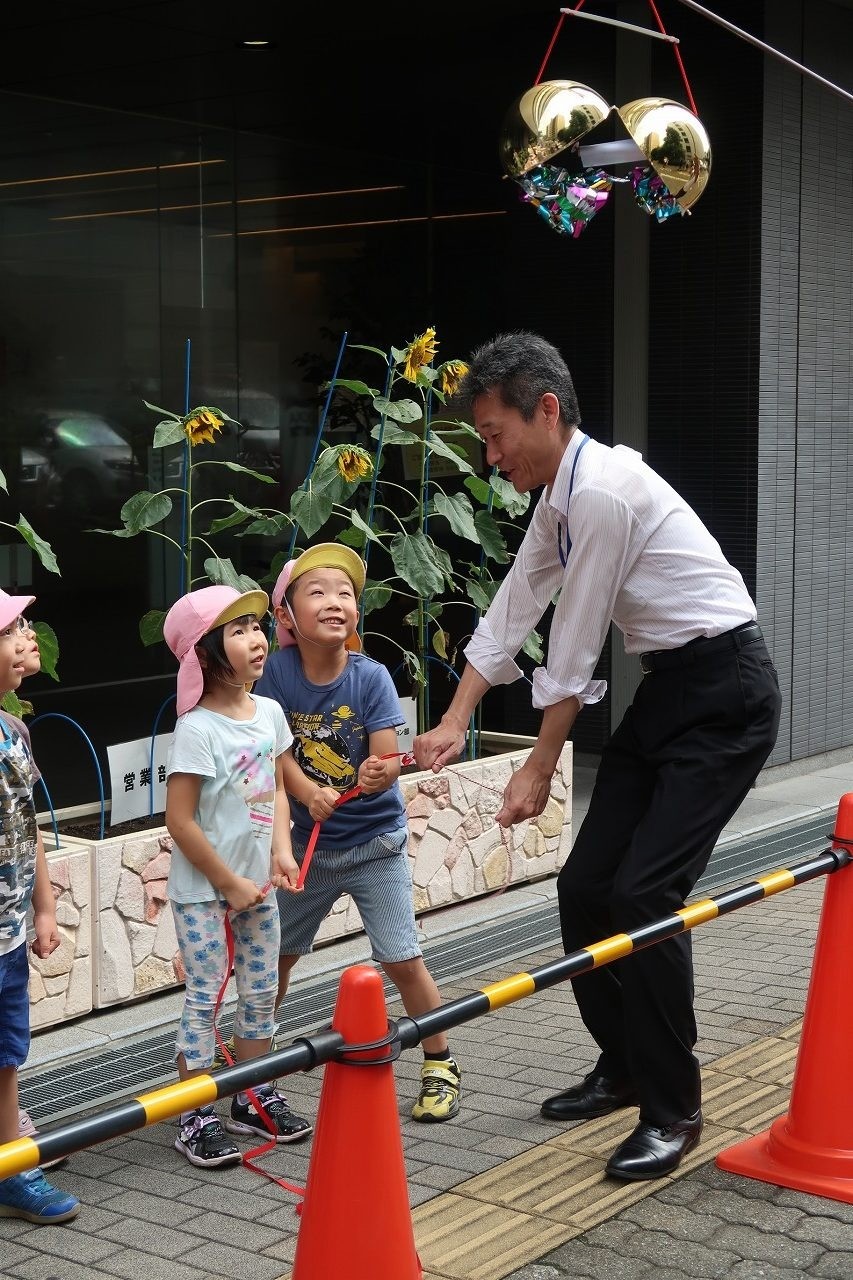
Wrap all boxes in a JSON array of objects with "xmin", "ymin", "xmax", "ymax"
[{"xmin": 557, "ymin": 634, "xmax": 782, "ymax": 1124}]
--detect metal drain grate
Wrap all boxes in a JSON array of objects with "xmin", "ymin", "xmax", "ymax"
[{"xmin": 20, "ymin": 807, "xmax": 836, "ymax": 1124}]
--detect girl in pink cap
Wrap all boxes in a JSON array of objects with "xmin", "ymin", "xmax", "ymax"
[{"xmin": 163, "ymin": 584, "xmax": 311, "ymax": 1168}]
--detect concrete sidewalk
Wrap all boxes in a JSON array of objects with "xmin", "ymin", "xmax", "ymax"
[{"xmin": 3, "ymin": 748, "xmax": 853, "ymax": 1279}]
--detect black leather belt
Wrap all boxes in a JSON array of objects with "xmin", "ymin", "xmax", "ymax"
[{"xmin": 640, "ymin": 622, "xmax": 763, "ymax": 676}]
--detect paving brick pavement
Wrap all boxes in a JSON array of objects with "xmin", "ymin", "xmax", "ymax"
[{"xmin": 2, "ymin": 754, "xmax": 852, "ymax": 1279}]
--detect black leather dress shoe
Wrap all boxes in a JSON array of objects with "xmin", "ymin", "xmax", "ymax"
[
  {"xmin": 605, "ymin": 1110, "xmax": 703, "ymax": 1180},
  {"xmin": 540, "ymin": 1071, "xmax": 639, "ymax": 1121}
]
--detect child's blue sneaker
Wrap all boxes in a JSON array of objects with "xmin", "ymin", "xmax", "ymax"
[{"xmin": 0, "ymin": 1168, "xmax": 81, "ymax": 1223}]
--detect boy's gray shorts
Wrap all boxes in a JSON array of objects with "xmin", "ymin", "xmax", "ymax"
[{"xmin": 277, "ymin": 825, "xmax": 422, "ymax": 964}]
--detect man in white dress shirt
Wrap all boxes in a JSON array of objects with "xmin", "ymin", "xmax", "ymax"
[{"xmin": 413, "ymin": 331, "xmax": 781, "ymax": 1181}]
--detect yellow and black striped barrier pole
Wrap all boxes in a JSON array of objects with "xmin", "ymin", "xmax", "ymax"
[
  {"xmin": 0, "ymin": 845, "xmax": 846, "ymax": 1179},
  {"xmin": 405, "ymin": 846, "xmax": 848, "ymax": 1043}
]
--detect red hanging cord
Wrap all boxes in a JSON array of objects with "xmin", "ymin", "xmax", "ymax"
[
  {"xmin": 533, "ymin": 0, "xmax": 698, "ymax": 115},
  {"xmin": 645, "ymin": 0, "xmax": 698, "ymax": 113},
  {"xmin": 535, "ymin": 2, "xmax": 587, "ymax": 85}
]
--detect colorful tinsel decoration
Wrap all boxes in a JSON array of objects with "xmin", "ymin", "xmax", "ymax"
[
  {"xmin": 518, "ymin": 165, "xmax": 612, "ymax": 238},
  {"xmin": 517, "ymin": 161, "xmax": 687, "ymax": 237},
  {"xmin": 629, "ymin": 165, "xmax": 684, "ymax": 222}
]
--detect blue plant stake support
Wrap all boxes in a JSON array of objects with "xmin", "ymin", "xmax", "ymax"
[
  {"xmin": 29, "ymin": 713, "xmax": 107, "ymax": 841},
  {"xmin": 35, "ymin": 776, "xmax": 61, "ymax": 850},
  {"xmin": 148, "ymin": 694, "xmax": 177, "ymax": 818}
]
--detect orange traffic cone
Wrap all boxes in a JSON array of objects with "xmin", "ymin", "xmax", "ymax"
[
  {"xmin": 292, "ymin": 964, "xmax": 422, "ymax": 1279},
  {"xmin": 716, "ymin": 792, "xmax": 853, "ymax": 1201}
]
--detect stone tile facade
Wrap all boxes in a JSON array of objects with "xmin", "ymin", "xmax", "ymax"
[
  {"xmin": 316, "ymin": 744, "xmax": 573, "ymax": 943},
  {"xmin": 36, "ymin": 744, "xmax": 572, "ymax": 1014},
  {"xmin": 28, "ymin": 841, "xmax": 93, "ymax": 1029}
]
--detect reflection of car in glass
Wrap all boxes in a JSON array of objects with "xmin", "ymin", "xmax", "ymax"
[
  {"xmin": 30, "ymin": 412, "xmax": 139, "ymax": 519},
  {"xmin": 17, "ymin": 445, "xmax": 60, "ymax": 511}
]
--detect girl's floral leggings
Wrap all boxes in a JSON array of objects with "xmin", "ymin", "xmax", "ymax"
[{"xmin": 172, "ymin": 896, "xmax": 280, "ymax": 1070}]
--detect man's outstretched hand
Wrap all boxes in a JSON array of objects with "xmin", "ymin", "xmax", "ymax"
[{"xmin": 413, "ymin": 720, "xmax": 467, "ymax": 773}]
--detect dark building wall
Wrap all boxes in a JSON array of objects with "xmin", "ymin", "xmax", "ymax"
[{"xmin": 758, "ymin": 0, "xmax": 853, "ymax": 763}]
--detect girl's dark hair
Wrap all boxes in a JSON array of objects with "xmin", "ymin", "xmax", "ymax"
[{"xmin": 196, "ymin": 613, "xmax": 256, "ymax": 686}]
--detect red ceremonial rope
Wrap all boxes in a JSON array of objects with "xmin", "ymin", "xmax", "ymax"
[
  {"xmin": 210, "ymin": 750, "xmax": 416, "ymax": 1208},
  {"xmin": 210, "ymin": 746, "xmax": 516, "ymax": 1209},
  {"xmin": 295, "ymin": 750, "xmax": 416, "ymax": 890},
  {"xmin": 215, "ymin": 885, "xmax": 306, "ymax": 1206}
]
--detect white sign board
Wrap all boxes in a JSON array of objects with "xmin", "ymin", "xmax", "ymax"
[
  {"xmin": 107, "ymin": 734, "xmax": 173, "ymax": 826},
  {"xmin": 396, "ymin": 696, "xmax": 418, "ymax": 759}
]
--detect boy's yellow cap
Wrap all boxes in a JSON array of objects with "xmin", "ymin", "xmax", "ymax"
[{"xmin": 272, "ymin": 543, "xmax": 366, "ymax": 651}]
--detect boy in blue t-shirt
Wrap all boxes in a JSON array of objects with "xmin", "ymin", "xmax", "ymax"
[
  {"xmin": 255, "ymin": 543, "xmax": 461, "ymax": 1122},
  {"xmin": 0, "ymin": 589, "xmax": 80, "ymax": 1223}
]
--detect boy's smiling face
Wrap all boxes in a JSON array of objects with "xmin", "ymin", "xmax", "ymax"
[
  {"xmin": 281, "ymin": 566, "xmax": 359, "ymax": 651},
  {"xmin": 0, "ymin": 617, "xmax": 28, "ymax": 695}
]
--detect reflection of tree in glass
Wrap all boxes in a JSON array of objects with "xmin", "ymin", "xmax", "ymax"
[
  {"xmin": 557, "ymin": 107, "xmax": 596, "ymax": 147},
  {"xmin": 650, "ymin": 125, "xmax": 689, "ymax": 167}
]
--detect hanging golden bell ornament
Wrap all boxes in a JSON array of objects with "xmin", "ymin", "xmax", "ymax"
[
  {"xmin": 616, "ymin": 97, "xmax": 711, "ymax": 211},
  {"xmin": 500, "ymin": 79, "xmax": 611, "ymax": 179}
]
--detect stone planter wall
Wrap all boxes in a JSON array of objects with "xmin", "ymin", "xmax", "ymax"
[
  {"xmin": 314, "ymin": 743, "xmax": 573, "ymax": 944},
  {"xmin": 56, "ymin": 827, "xmax": 180, "ymax": 1008},
  {"xmin": 28, "ymin": 841, "xmax": 93, "ymax": 1030},
  {"xmin": 32, "ymin": 742, "xmax": 572, "ymax": 1018}
]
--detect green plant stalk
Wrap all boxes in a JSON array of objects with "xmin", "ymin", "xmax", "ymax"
[{"xmin": 417, "ymin": 390, "xmax": 430, "ymax": 737}]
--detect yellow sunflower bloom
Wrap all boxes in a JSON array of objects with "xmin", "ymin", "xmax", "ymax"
[
  {"xmin": 439, "ymin": 359, "xmax": 468, "ymax": 397},
  {"xmin": 402, "ymin": 327, "xmax": 438, "ymax": 382},
  {"xmin": 182, "ymin": 406, "xmax": 224, "ymax": 447},
  {"xmin": 336, "ymin": 446, "xmax": 373, "ymax": 483}
]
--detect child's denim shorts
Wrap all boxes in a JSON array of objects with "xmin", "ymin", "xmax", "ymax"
[
  {"xmin": 278, "ymin": 825, "xmax": 421, "ymax": 963},
  {"xmin": 0, "ymin": 940, "xmax": 31, "ymax": 1069}
]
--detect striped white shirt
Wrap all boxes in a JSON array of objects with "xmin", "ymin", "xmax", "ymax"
[{"xmin": 464, "ymin": 433, "xmax": 756, "ymax": 709}]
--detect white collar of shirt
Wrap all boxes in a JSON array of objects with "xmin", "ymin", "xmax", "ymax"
[{"xmin": 548, "ymin": 429, "xmax": 590, "ymax": 518}]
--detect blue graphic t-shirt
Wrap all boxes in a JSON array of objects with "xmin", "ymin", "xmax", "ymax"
[
  {"xmin": 255, "ymin": 650, "xmax": 406, "ymax": 850},
  {"xmin": 0, "ymin": 713, "xmax": 40, "ymax": 955}
]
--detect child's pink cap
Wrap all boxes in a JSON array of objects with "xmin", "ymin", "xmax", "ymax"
[
  {"xmin": 271, "ymin": 543, "xmax": 365, "ymax": 651},
  {"xmin": 0, "ymin": 589, "xmax": 35, "ymax": 632},
  {"xmin": 164, "ymin": 584, "xmax": 269, "ymax": 715}
]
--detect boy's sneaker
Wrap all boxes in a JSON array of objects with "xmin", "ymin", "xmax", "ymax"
[
  {"xmin": 18, "ymin": 1108, "xmax": 66, "ymax": 1170},
  {"xmin": 175, "ymin": 1106, "xmax": 241, "ymax": 1168},
  {"xmin": 225, "ymin": 1086, "xmax": 312, "ymax": 1143},
  {"xmin": 0, "ymin": 1169, "xmax": 80, "ymax": 1224},
  {"xmin": 412, "ymin": 1057, "xmax": 461, "ymax": 1122}
]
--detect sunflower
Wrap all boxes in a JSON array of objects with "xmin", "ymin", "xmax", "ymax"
[
  {"xmin": 336, "ymin": 445, "xmax": 373, "ymax": 483},
  {"xmin": 182, "ymin": 406, "xmax": 224, "ymax": 447},
  {"xmin": 402, "ymin": 327, "xmax": 438, "ymax": 382},
  {"xmin": 439, "ymin": 359, "xmax": 468, "ymax": 398}
]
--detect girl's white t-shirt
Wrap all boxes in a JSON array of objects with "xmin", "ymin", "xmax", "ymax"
[{"xmin": 166, "ymin": 695, "xmax": 292, "ymax": 904}]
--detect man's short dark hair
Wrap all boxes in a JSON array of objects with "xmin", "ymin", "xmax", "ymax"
[{"xmin": 458, "ymin": 331, "xmax": 581, "ymax": 427}]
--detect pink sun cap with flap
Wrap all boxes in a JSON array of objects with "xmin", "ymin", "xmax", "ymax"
[
  {"xmin": 164, "ymin": 584, "xmax": 269, "ymax": 715},
  {"xmin": 0, "ymin": 589, "xmax": 36, "ymax": 632}
]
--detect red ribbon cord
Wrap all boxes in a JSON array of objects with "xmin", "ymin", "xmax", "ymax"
[
  {"xmin": 295, "ymin": 751, "xmax": 415, "ymax": 890},
  {"xmin": 214, "ymin": 883, "xmax": 306, "ymax": 1205},
  {"xmin": 209, "ymin": 751, "xmax": 416, "ymax": 1203}
]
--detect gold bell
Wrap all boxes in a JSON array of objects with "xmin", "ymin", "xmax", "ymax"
[
  {"xmin": 500, "ymin": 79, "xmax": 611, "ymax": 179},
  {"xmin": 616, "ymin": 97, "xmax": 712, "ymax": 211}
]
